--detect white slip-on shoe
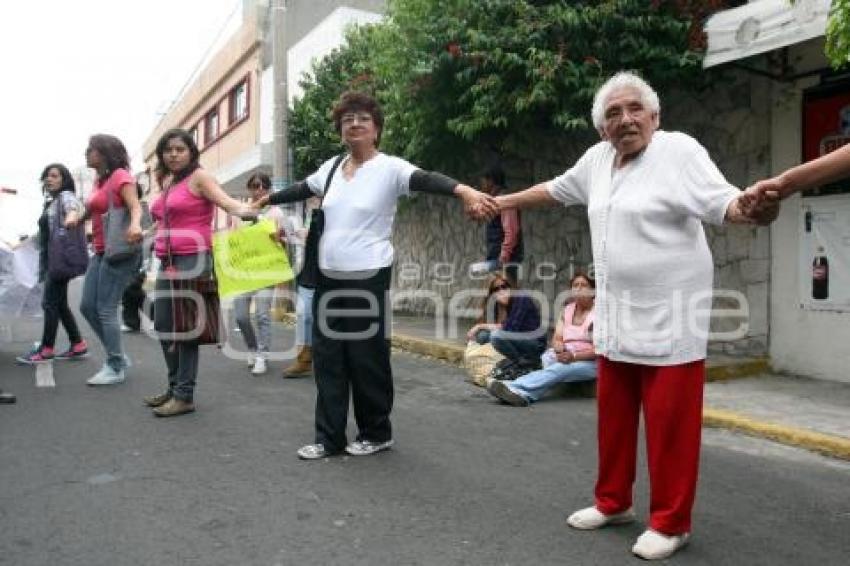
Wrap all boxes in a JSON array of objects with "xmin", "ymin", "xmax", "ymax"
[
  {"xmin": 566, "ymin": 506, "xmax": 636, "ymax": 530},
  {"xmin": 632, "ymin": 529, "xmax": 690, "ymax": 560}
]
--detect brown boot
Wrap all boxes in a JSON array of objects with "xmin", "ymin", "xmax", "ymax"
[
  {"xmin": 283, "ymin": 346, "xmax": 313, "ymax": 378},
  {"xmin": 152, "ymin": 398, "xmax": 195, "ymax": 417},
  {"xmin": 143, "ymin": 392, "xmax": 171, "ymax": 407}
]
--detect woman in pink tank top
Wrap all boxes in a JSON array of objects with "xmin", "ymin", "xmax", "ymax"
[
  {"xmin": 144, "ymin": 128, "xmax": 254, "ymax": 417},
  {"xmin": 487, "ymin": 272, "xmax": 597, "ymax": 406}
]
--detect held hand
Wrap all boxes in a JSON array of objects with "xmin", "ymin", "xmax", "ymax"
[
  {"xmin": 236, "ymin": 203, "xmax": 258, "ymax": 220},
  {"xmin": 556, "ymin": 350, "xmax": 574, "ymax": 364},
  {"xmin": 466, "ymin": 323, "xmax": 481, "ymax": 341},
  {"xmin": 255, "ymin": 194, "xmax": 270, "ymax": 208},
  {"xmin": 739, "ymin": 184, "xmax": 781, "ymax": 226},
  {"xmin": 458, "ymin": 185, "xmax": 498, "ymax": 221}
]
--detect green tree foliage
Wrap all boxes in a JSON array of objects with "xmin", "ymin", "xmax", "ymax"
[
  {"xmin": 826, "ymin": 0, "xmax": 850, "ymax": 69},
  {"xmin": 290, "ymin": 0, "xmax": 736, "ymax": 177}
]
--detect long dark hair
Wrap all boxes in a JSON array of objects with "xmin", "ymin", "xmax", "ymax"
[
  {"xmin": 478, "ymin": 273, "xmax": 515, "ymax": 324},
  {"xmin": 40, "ymin": 163, "xmax": 75, "ymax": 195},
  {"xmin": 88, "ymin": 134, "xmax": 130, "ymax": 181},
  {"xmin": 154, "ymin": 128, "xmax": 201, "ymax": 186}
]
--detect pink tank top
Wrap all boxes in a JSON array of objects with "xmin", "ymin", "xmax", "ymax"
[
  {"xmin": 561, "ymin": 302, "xmax": 594, "ymax": 354},
  {"xmin": 150, "ymin": 177, "xmax": 214, "ymax": 257}
]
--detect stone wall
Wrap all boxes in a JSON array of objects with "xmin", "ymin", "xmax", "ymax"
[{"xmin": 391, "ymin": 70, "xmax": 772, "ymax": 357}]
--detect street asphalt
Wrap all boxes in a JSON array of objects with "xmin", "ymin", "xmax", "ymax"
[{"xmin": 2, "ymin": 313, "xmax": 850, "ymax": 565}]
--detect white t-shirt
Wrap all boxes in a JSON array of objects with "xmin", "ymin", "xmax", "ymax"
[
  {"xmin": 306, "ymin": 153, "xmax": 417, "ymax": 271},
  {"xmin": 547, "ymin": 131, "xmax": 740, "ymax": 366}
]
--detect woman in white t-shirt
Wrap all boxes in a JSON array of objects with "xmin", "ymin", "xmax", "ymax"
[
  {"xmin": 475, "ymin": 72, "xmax": 779, "ymax": 561},
  {"xmin": 261, "ymin": 91, "xmax": 495, "ymax": 461}
]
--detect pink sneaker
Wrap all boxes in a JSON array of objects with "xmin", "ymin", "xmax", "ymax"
[
  {"xmin": 56, "ymin": 340, "xmax": 89, "ymax": 360},
  {"xmin": 16, "ymin": 346, "xmax": 55, "ymax": 364}
]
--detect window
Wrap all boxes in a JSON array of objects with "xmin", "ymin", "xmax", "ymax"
[
  {"xmin": 229, "ymin": 80, "xmax": 248, "ymax": 125},
  {"xmin": 189, "ymin": 125, "xmax": 199, "ymax": 147},
  {"xmin": 205, "ymin": 108, "xmax": 219, "ymax": 144}
]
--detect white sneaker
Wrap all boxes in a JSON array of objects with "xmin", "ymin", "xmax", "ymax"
[
  {"xmin": 345, "ymin": 439, "xmax": 394, "ymax": 456},
  {"xmin": 566, "ymin": 506, "xmax": 635, "ymax": 530},
  {"xmin": 86, "ymin": 365, "xmax": 125, "ymax": 386},
  {"xmin": 297, "ymin": 443, "xmax": 330, "ymax": 460},
  {"xmin": 632, "ymin": 529, "xmax": 690, "ymax": 560},
  {"xmin": 251, "ymin": 356, "xmax": 267, "ymax": 375}
]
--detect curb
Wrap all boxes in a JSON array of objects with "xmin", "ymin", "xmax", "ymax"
[
  {"xmin": 705, "ymin": 358, "xmax": 771, "ymax": 382},
  {"xmin": 703, "ymin": 408, "xmax": 850, "ymax": 461}
]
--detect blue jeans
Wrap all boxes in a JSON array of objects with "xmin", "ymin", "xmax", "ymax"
[
  {"xmin": 489, "ymin": 329, "xmax": 546, "ymax": 361},
  {"xmin": 79, "ymin": 253, "xmax": 139, "ymax": 371},
  {"xmin": 508, "ymin": 359, "xmax": 597, "ymax": 402},
  {"xmin": 234, "ymin": 287, "xmax": 274, "ymax": 353},
  {"xmin": 153, "ymin": 253, "xmax": 211, "ymax": 403},
  {"xmin": 296, "ymin": 285, "xmax": 315, "ymax": 346}
]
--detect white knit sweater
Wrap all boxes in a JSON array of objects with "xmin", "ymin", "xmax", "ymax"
[{"xmin": 548, "ymin": 131, "xmax": 740, "ymax": 366}]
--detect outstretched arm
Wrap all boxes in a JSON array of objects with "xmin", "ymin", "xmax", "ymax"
[
  {"xmin": 409, "ymin": 170, "xmax": 498, "ymax": 219},
  {"xmin": 193, "ymin": 169, "xmax": 255, "ymax": 218},
  {"xmin": 493, "ymin": 183, "xmax": 558, "ymax": 217},
  {"xmin": 763, "ymin": 144, "xmax": 850, "ymax": 198},
  {"xmin": 263, "ymin": 182, "xmax": 314, "ymax": 206}
]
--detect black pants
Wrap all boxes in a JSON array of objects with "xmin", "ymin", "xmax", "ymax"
[
  {"xmin": 121, "ymin": 272, "xmax": 147, "ymax": 331},
  {"xmin": 312, "ymin": 266, "xmax": 393, "ymax": 452},
  {"xmin": 41, "ymin": 276, "xmax": 82, "ymax": 349}
]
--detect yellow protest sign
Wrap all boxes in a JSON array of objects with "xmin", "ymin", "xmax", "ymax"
[{"xmin": 212, "ymin": 219, "xmax": 293, "ymax": 299}]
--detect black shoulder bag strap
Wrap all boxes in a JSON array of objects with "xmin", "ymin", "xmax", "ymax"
[{"xmin": 321, "ymin": 154, "xmax": 347, "ymax": 208}]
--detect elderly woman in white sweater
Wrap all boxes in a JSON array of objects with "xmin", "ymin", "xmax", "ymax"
[{"xmin": 476, "ymin": 72, "xmax": 778, "ymax": 561}]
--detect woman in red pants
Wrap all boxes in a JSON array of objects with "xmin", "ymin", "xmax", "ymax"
[{"xmin": 479, "ymin": 71, "xmax": 779, "ymax": 560}]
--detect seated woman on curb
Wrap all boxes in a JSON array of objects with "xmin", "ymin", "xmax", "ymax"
[
  {"xmin": 466, "ymin": 274, "xmax": 546, "ymax": 371},
  {"xmin": 487, "ymin": 272, "xmax": 597, "ymax": 406}
]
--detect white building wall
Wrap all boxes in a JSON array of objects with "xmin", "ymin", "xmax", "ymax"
[
  {"xmin": 769, "ymin": 42, "xmax": 850, "ymax": 383},
  {"xmin": 287, "ymin": 7, "xmax": 383, "ymax": 105}
]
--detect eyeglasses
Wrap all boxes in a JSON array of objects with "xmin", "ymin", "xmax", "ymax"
[
  {"xmin": 247, "ymin": 182, "xmax": 263, "ymax": 189},
  {"xmin": 340, "ymin": 112, "xmax": 373, "ymax": 125},
  {"xmin": 491, "ymin": 284, "xmax": 510, "ymax": 292}
]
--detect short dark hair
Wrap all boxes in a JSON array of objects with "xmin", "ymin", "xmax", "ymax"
[
  {"xmin": 40, "ymin": 163, "xmax": 76, "ymax": 194},
  {"xmin": 154, "ymin": 128, "xmax": 201, "ymax": 186},
  {"xmin": 480, "ymin": 162, "xmax": 506, "ymax": 188},
  {"xmin": 332, "ymin": 91, "xmax": 384, "ymax": 145},
  {"xmin": 247, "ymin": 173, "xmax": 271, "ymax": 191},
  {"xmin": 88, "ymin": 134, "xmax": 130, "ymax": 180}
]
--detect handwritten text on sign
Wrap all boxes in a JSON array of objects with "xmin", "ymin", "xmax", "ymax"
[{"xmin": 212, "ymin": 219, "xmax": 293, "ymax": 299}]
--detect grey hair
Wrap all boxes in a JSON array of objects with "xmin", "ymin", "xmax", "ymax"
[{"xmin": 591, "ymin": 71, "xmax": 660, "ymax": 130}]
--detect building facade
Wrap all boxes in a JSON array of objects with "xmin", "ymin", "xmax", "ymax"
[{"xmin": 141, "ymin": 0, "xmax": 386, "ymax": 210}]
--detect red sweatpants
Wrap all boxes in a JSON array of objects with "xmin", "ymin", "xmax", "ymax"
[{"xmin": 594, "ymin": 357, "xmax": 705, "ymax": 535}]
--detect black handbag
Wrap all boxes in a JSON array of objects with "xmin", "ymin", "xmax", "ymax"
[
  {"xmin": 47, "ymin": 196, "xmax": 89, "ymax": 280},
  {"xmin": 297, "ymin": 154, "xmax": 345, "ymax": 289}
]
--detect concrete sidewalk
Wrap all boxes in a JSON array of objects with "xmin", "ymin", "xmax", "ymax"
[{"xmin": 382, "ymin": 313, "xmax": 850, "ymax": 461}]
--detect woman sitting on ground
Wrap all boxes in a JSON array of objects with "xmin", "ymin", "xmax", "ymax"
[
  {"xmin": 487, "ymin": 272, "xmax": 597, "ymax": 406},
  {"xmin": 466, "ymin": 274, "xmax": 546, "ymax": 371}
]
